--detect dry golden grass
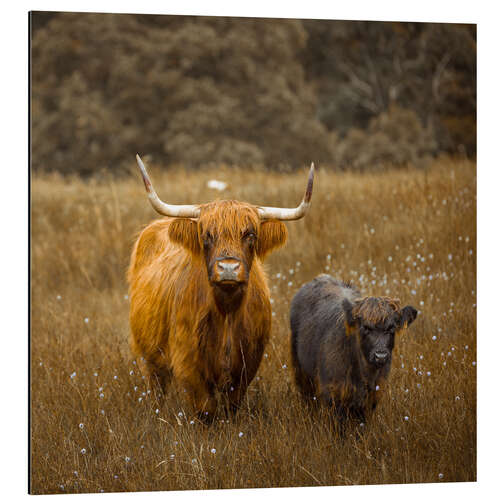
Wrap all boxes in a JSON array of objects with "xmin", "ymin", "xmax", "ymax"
[{"xmin": 30, "ymin": 158, "xmax": 476, "ymax": 494}]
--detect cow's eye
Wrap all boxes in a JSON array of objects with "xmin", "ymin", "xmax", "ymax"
[
  {"xmin": 244, "ymin": 232, "xmax": 256, "ymax": 244},
  {"xmin": 203, "ymin": 232, "xmax": 214, "ymax": 248}
]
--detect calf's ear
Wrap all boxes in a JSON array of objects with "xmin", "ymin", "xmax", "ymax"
[
  {"xmin": 168, "ymin": 219, "xmax": 201, "ymax": 255},
  {"xmin": 397, "ymin": 305, "xmax": 418, "ymax": 332},
  {"xmin": 342, "ymin": 299, "xmax": 357, "ymax": 336},
  {"xmin": 257, "ymin": 221, "xmax": 288, "ymax": 259}
]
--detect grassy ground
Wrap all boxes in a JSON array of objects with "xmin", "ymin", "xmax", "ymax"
[{"xmin": 30, "ymin": 158, "xmax": 476, "ymax": 494}]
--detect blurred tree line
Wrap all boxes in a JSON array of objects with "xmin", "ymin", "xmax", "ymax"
[{"xmin": 31, "ymin": 12, "xmax": 476, "ymax": 175}]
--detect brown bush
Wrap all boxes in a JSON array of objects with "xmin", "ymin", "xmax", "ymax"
[
  {"xmin": 31, "ymin": 14, "xmax": 476, "ymax": 176},
  {"xmin": 303, "ymin": 21, "xmax": 476, "ymax": 155},
  {"xmin": 332, "ymin": 106, "xmax": 437, "ymax": 170},
  {"xmin": 31, "ymin": 13, "xmax": 333, "ymax": 175}
]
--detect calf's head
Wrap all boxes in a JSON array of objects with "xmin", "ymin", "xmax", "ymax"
[
  {"xmin": 135, "ymin": 155, "xmax": 314, "ymax": 311},
  {"xmin": 343, "ymin": 297, "xmax": 417, "ymax": 368}
]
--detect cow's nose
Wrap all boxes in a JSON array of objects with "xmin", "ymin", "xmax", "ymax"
[
  {"xmin": 218, "ymin": 261, "xmax": 239, "ymax": 272},
  {"xmin": 374, "ymin": 351, "xmax": 389, "ymax": 363},
  {"xmin": 217, "ymin": 261, "xmax": 240, "ymax": 280}
]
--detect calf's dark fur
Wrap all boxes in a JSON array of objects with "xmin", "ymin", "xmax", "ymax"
[{"xmin": 290, "ymin": 274, "xmax": 417, "ymax": 422}]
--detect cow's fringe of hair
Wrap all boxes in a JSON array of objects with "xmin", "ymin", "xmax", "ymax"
[
  {"xmin": 165, "ymin": 200, "xmax": 288, "ymax": 258},
  {"xmin": 351, "ymin": 296, "xmax": 401, "ymax": 324}
]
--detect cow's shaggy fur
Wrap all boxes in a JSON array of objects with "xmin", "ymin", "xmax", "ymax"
[
  {"xmin": 290, "ymin": 275, "xmax": 417, "ymax": 423},
  {"xmin": 128, "ymin": 200, "xmax": 287, "ymax": 420}
]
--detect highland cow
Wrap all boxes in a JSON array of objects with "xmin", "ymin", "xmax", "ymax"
[
  {"xmin": 290, "ymin": 275, "xmax": 417, "ymax": 422},
  {"xmin": 128, "ymin": 155, "xmax": 314, "ymax": 421}
]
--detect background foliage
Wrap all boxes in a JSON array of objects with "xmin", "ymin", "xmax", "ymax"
[{"xmin": 31, "ymin": 13, "xmax": 476, "ymax": 175}]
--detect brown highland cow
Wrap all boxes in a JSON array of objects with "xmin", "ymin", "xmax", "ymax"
[
  {"xmin": 290, "ymin": 275, "xmax": 417, "ymax": 423},
  {"xmin": 128, "ymin": 155, "xmax": 314, "ymax": 421}
]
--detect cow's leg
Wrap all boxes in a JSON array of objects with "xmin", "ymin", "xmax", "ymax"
[
  {"xmin": 226, "ymin": 382, "xmax": 248, "ymax": 415},
  {"xmin": 131, "ymin": 335, "xmax": 172, "ymax": 398},
  {"xmin": 226, "ymin": 340, "xmax": 265, "ymax": 414},
  {"xmin": 149, "ymin": 366, "xmax": 171, "ymax": 395},
  {"xmin": 226, "ymin": 355, "xmax": 250, "ymax": 414},
  {"xmin": 319, "ymin": 385, "xmax": 335, "ymax": 407},
  {"xmin": 144, "ymin": 359, "xmax": 172, "ymax": 399},
  {"xmin": 191, "ymin": 386, "xmax": 217, "ymax": 423},
  {"xmin": 180, "ymin": 374, "xmax": 217, "ymax": 423},
  {"xmin": 294, "ymin": 368, "xmax": 316, "ymax": 400}
]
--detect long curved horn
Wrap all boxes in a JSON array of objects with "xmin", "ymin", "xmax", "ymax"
[
  {"xmin": 135, "ymin": 154, "xmax": 200, "ymax": 218},
  {"xmin": 257, "ymin": 163, "xmax": 315, "ymax": 221}
]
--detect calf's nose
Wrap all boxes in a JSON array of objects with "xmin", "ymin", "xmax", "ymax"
[{"xmin": 374, "ymin": 351, "xmax": 389, "ymax": 363}]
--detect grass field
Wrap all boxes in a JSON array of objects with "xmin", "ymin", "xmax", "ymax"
[{"xmin": 30, "ymin": 158, "xmax": 476, "ymax": 494}]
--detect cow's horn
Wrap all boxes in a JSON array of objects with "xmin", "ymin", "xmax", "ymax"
[
  {"xmin": 135, "ymin": 154, "xmax": 200, "ymax": 218},
  {"xmin": 257, "ymin": 163, "xmax": 315, "ymax": 221}
]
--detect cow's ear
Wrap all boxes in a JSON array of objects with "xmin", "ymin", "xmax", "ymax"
[
  {"xmin": 342, "ymin": 299, "xmax": 357, "ymax": 336},
  {"xmin": 397, "ymin": 305, "xmax": 418, "ymax": 333},
  {"xmin": 168, "ymin": 219, "xmax": 201, "ymax": 254},
  {"xmin": 257, "ymin": 221, "xmax": 288, "ymax": 259}
]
